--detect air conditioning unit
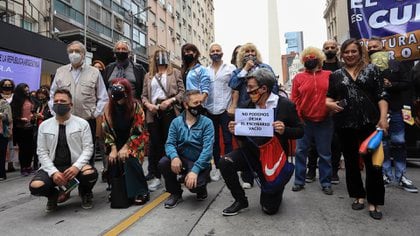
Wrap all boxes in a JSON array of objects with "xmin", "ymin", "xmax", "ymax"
[{"xmin": 163, "ymin": 4, "xmax": 167, "ymax": 11}]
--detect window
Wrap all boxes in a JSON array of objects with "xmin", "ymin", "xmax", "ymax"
[
  {"xmin": 21, "ymin": 20, "xmax": 33, "ymax": 31},
  {"xmin": 114, "ymin": 16, "xmax": 123, "ymax": 32},
  {"xmin": 122, "ymin": 0, "xmax": 131, "ymax": 10},
  {"xmin": 167, "ymin": 3, "xmax": 173, "ymax": 13},
  {"xmin": 168, "ymin": 26, "xmax": 173, "ymax": 36},
  {"xmin": 139, "ymin": 31, "xmax": 146, "ymax": 46},
  {"xmin": 149, "ymin": 11, "xmax": 156, "ymax": 22},
  {"xmin": 131, "ymin": 2, "xmax": 139, "ymax": 14},
  {"xmin": 102, "ymin": 9, "xmax": 111, "ymax": 26},
  {"xmin": 123, "ymin": 22, "xmax": 130, "ymax": 38},
  {"xmin": 159, "ymin": 0, "xmax": 166, "ymax": 5},
  {"xmin": 90, "ymin": 2, "xmax": 101, "ymax": 20},
  {"xmin": 159, "ymin": 19, "xmax": 165, "ymax": 28}
]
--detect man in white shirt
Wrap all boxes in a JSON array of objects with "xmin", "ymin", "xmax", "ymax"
[
  {"xmin": 204, "ymin": 43, "xmax": 236, "ymax": 181},
  {"xmin": 30, "ymin": 89, "xmax": 98, "ymax": 212},
  {"xmin": 50, "ymin": 41, "xmax": 108, "ymax": 164}
]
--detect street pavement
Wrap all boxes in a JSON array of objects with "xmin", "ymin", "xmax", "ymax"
[{"xmin": 0, "ymin": 160, "xmax": 419, "ymax": 236}]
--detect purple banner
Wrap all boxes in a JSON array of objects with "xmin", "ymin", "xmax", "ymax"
[
  {"xmin": 348, "ymin": 0, "xmax": 420, "ymax": 60},
  {"xmin": 0, "ymin": 50, "xmax": 42, "ymax": 90}
]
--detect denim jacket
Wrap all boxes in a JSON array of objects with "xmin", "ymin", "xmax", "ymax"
[
  {"xmin": 185, "ymin": 63, "xmax": 210, "ymax": 94},
  {"xmin": 228, "ymin": 63, "xmax": 279, "ymax": 106}
]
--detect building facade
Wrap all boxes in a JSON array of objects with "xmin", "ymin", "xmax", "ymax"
[
  {"xmin": 284, "ymin": 31, "xmax": 304, "ymax": 54},
  {"xmin": 148, "ymin": 0, "xmax": 215, "ymax": 68},
  {"xmin": 323, "ymin": 0, "xmax": 349, "ymax": 45}
]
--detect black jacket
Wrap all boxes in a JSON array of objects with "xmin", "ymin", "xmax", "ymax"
[
  {"xmin": 103, "ymin": 60, "xmax": 146, "ymax": 99},
  {"xmin": 237, "ymin": 95, "xmax": 303, "ymax": 157}
]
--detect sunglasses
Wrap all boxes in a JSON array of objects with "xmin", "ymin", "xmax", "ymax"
[
  {"xmin": 111, "ymin": 85, "xmax": 125, "ymax": 92},
  {"xmin": 246, "ymin": 86, "xmax": 260, "ymax": 95}
]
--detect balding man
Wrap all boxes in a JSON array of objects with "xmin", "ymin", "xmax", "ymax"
[
  {"xmin": 204, "ymin": 43, "xmax": 236, "ymax": 182},
  {"xmin": 103, "ymin": 40, "xmax": 146, "ymax": 99},
  {"xmin": 50, "ymin": 41, "xmax": 109, "ymax": 165}
]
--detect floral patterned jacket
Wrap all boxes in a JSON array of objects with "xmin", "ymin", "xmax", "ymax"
[{"xmin": 102, "ymin": 101, "xmax": 149, "ymax": 162}]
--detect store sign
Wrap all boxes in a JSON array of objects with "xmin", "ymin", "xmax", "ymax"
[
  {"xmin": 0, "ymin": 50, "xmax": 42, "ymax": 90},
  {"xmin": 348, "ymin": 0, "xmax": 420, "ymax": 60}
]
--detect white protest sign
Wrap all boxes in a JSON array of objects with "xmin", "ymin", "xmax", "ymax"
[{"xmin": 234, "ymin": 108, "xmax": 274, "ymax": 137}]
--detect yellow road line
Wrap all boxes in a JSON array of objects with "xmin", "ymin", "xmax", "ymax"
[{"xmin": 103, "ymin": 192, "xmax": 170, "ymax": 236}]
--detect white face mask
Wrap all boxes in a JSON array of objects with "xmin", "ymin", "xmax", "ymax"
[{"xmin": 68, "ymin": 52, "xmax": 82, "ymax": 65}]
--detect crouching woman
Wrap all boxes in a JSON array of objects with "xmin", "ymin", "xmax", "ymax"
[{"xmin": 103, "ymin": 78, "xmax": 150, "ymax": 205}]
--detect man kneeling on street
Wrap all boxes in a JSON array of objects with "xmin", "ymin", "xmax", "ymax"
[
  {"xmin": 29, "ymin": 89, "xmax": 98, "ymax": 212},
  {"xmin": 159, "ymin": 90, "xmax": 214, "ymax": 208}
]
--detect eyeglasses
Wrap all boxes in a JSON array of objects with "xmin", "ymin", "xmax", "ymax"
[{"xmin": 246, "ymin": 86, "xmax": 260, "ymax": 95}]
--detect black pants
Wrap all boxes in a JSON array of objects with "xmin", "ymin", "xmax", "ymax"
[
  {"xmin": 0, "ymin": 136, "xmax": 8, "ymax": 178},
  {"xmin": 147, "ymin": 111, "xmax": 176, "ymax": 178},
  {"xmin": 29, "ymin": 166, "xmax": 98, "ymax": 198},
  {"xmin": 219, "ymin": 147, "xmax": 284, "ymax": 214},
  {"xmin": 87, "ymin": 119, "xmax": 96, "ymax": 166},
  {"xmin": 108, "ymin": 157, "xmax": 148, "ymax": 198},
  {"xmin": 159, "ymin": 156, "xmax": 210, "ymax": 195},
  {"xmin": 337, "ymin": 126, "xmax": 384, "ymax": 205},
  {"xmin": 207, "ymin": 111, "xmax": 233, "ymax": 168},
  {"xmin": 14, "ymin": 127, "xmax": 34, "ymax": 170},
  {"xmin": 307, "ymin": 131, "xmax": 341, "ymax": 174}
]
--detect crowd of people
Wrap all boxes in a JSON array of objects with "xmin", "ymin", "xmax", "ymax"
[{"xmin": 0, "ymin": 37, "xmax": 419, "ymax": 221}]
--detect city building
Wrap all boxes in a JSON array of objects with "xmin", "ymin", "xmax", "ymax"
[
  {"xmin": 284, "ymin": 31, "xmax": 303, "ymax": 54},
  {"xmin": 323, "ymin": 0, "xmax": 349, "ymax": 45},
  {"xmin": 281, "ymin": 52, "xmax": 303, "ymax": 92},
  {"xmin": 1, "ymin": 0, "xmax": 150, "ymax": 85},
  {"xmin": 149, "ymin": 0, "xmax": 214, "ymax": 68}
]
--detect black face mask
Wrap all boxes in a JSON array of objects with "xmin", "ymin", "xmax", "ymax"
[
  {"xmin": 53, "ymin": 103, "xmax": 71, "ymax": 116},
  {"xmin": 210, "ymin": 53, "xmax": 223, "ymax": 62},
  {"xmin": 324, "ymin": 51, "xmax": 337, "ymax": 60},
  {"xmin": 242, "ymin": 54, "xmax": 257, "ymax": 65},
  {"xmin": 111, "ymin": 91, "xmax": 126, "ymax": 101},
  {"xmin": 2, "ymin": 86, "xmax": 13, "ymax": 92},
  {"xmin": 115, "ymin": 51, "xmax": 129, "ymax": 61},
  {"xmin": 304, "ymin": 59, "xmax": 319, "ymax": 70},
  {"xmin": 368, "ymin": 50, "xmax": 382, "ymax": 57},
  {"xmin": 183, "ymin": 54, "xmax": 195, "ymax": 65},
  {"xmin": 188, "ymin": 104, "xmax": 204, "ymax": 117}
]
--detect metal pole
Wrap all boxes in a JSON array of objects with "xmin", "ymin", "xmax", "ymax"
[{"xmin": 84, "ymin": 0, "xmax": 87, "ymax": 47}]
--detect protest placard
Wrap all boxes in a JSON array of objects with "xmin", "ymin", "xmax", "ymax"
[{"xmin": 234, "ymin": 108, "xmax": 274, "ymax": 137}]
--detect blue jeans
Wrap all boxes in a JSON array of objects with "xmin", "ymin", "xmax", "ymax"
[
  {"xmin": 382, "ymin": 111, "xmax": 406, "ymax": 182},
  {"xmin": 207, "ymin": 111, "xmax": 233, "ymax": 168},
  {"xmin": 294, "ymin": 118, "xmax": 333, "ymax": 187}
]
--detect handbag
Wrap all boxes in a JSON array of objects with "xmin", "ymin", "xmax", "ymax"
[
  {"xmin": 154, "ymin": 75, "xmax": 181, "ymax": 116},
  {"xmin": 110, "ymin": 161, "xmax": 131, "ymax": 209},
  {"xmin": 241, "ymin": 136, "xmax": 295, "ymax": 194}
]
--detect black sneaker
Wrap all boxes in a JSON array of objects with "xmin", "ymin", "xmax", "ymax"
[
  {"xmin": 305, "ymin": 169, "xmax": 316, "ymax": 183},
  {"xmin": 81, "ymin": 193, "xmax": 93, "ymax": 209},
  {"xmin": 164, "ymin": 194, "xmax": 183, "ymax": 209},
  {"xmin": 45, "ymin": 191, "xmax": 58, "ymax": 213},
  {"xmin": 196, "ymin": 188, "xmax": 208, "ymax": 201},
  {"xmin": 322, "ymin": 186, "xmax": 333, "ymax": 195},
  {"xmin": 331, "ymin": 173, "xmax": 340, "ymax": 184},
  {"xmin": 222, "ymin": 200, "xmax": 249, "ymax": 216},
  {"xmin": 292, "ymin": 184, "xmax": 304, "ymax": 192},
  {"xmin": 383, "ymin": 175, "xmax": 392, "ymax": 187},
  {"xmin": 399, "ymin": 176, "xmax": 418, "ymax": 193},
  {"xmin": 145, "ymin": 172, "xmax": 155, "ymax": 181}
]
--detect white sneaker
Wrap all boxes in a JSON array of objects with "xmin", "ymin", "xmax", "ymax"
[
  {"xmin": 148, "ymin": 178, "xmax": 162, "ymax": 192},
  {"xmin": 210, "ymin": 169, "xmax": 221, "ymax": 182},
  {"xmin": 242, "ymin": 182, "xmax": 252, "ymax": 189}
]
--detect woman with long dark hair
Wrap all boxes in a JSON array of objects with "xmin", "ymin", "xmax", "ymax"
[
  {"xmin": 0, "ymin": 94, "xmax": 12, "ymax": 180},
  {"xmin": 103, "ymin": 78, "xmax": 149, "ymax": 205},
  {"xmin": 142, "ymin": 49, "xmax": 185, "ymax": 191},
  {"xmin": 181, "ymin": 43, "xmax": 210, "ymax": 101},
  {"xmin": 326, "ymin": 38, "xmax": 389, "ymax": 220},
  {"xmin": 10, "ymin": 83, "xmax": 36, "ymax": 176}
]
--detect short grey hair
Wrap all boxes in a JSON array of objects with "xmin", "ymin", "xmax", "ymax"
[
  {"xmin": 182, "ymin": 90, "xmax": 201, "ymax": 103},
  {"xmin": 114, "ymin": 39, "xmax": 132, "ymax": 52},
  {"xmin": 248, "ymin": 68, "xmax": 276, "ymax": 91},
  {"xmin": 67, "ymin": 41, "xmax": 86, "ymax": 55}
]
